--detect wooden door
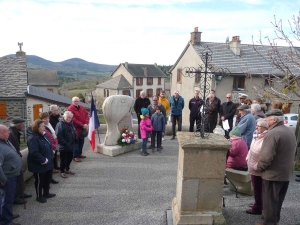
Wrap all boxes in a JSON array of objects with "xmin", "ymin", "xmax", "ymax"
[{"xmin": 33, "ymin": 104, "xmax": 43, "ymax": 120}]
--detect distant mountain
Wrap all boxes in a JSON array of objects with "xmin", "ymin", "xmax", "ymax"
[{"xmin": 3, "ymin": 54, "xmax": 117, "ymax": 73}]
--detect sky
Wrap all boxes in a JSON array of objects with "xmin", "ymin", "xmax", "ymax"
[{"xmin": 0, "ymin": 0, "xmax": 299, "ymax": 65}]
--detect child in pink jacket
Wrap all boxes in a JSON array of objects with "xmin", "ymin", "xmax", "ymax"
[{"xmin": 139, "ymin": 108, "xmax": 153, "ymax": 156}]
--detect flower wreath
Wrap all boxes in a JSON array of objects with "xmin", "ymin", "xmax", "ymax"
[{"xmin": 117, "ymin": 127, "xmax": 137, "ymax": 146}]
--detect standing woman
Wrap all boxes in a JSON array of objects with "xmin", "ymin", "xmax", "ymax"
[
  {"xmin": 27, "ymin": 119, "xmax": 55, "ymax": 203},
  {"xmin": 246, "ymin": 118, "xmax": 268, "ymax": 215},
  {"xmin": 55, "ymin": 111, "xmax": 77, "ymax": 178}
]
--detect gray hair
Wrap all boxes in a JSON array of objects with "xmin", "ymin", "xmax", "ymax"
[
  {"xmin": 256, "ymin": 118, "xmax": 267, "ymax": 128},
  {"xmin": 50, "ymin": 105, "xmax": 58, "ymax": 111},
  {"xmin": 208, "ymin": 93, "xmax": 215, "ymax": 98},
  {"xmin": 251, "ymin": 103, "xmax": 261, "ymax": 112},
  {"xmin": 63, "ymin": 111, "xmax": 73, "ymax": 118}
]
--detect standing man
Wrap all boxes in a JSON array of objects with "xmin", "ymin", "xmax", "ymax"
[
  {"xmin": 189, "ymin": 90, "xmax": 204, "ymax": 132},
  {"xmin": 235, "ymin": 94, "xmax": 247, "ymax": 125},
  {"xmin": 256, "ymin": 110, "xmax": 296, "ymax": 225},
  {"xmin": 169, "ymin": 90, "xmax": 184, "ymax": 140},
  {"xmin": 236, "ymin": 105, "xmax": 256, "ymax": 149},
  {"xmin": 0, "ymin": 125, "xmax": 22, "ymax": 225},
  {"xmin": 8, "ymin": 118, "xmax": 32, "ymax": 206},
  {"xmin": 134, "ymin": 91, "xmax": 151, "ymax": 139},
  {"xmin": 49, "ymin": 105, "xmax": 60, "ymax": 171},
  {"xmin": 209, "ymin": 90, "xmax": 221, "ymax": 129},
  {"xmin": 204, "ymin": 94, "xmax": 219, "ymax": 133},
  {"xmin": 219, "ymin": 93, "xmax": 236, "ymax": 139},
  {"xmin": 67, "ymin": 96, "xmax": 89, "ymax": 162},
  {"xmin": 158, "ymin": 90, "xmax": 170, "ymax": 141}
]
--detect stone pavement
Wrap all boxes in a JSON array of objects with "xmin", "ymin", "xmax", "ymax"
[{"xmin": 12, "ymin": 135, "xmax": 300, "ymax": 225}]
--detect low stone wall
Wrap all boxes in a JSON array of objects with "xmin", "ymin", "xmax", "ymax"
[
  {"xmin": 225, "ymin": 168, "xmax": 253, "ymax": 196},
  {"xmin": 20, "ymin": 148, "xmax": 33, "ymax": 182}
]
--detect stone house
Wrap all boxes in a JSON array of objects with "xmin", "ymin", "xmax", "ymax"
[
  {"xmin": 27, "ymin": 69, "xmax": 59, "ymax": 94},
  {"xmin": 169, "ymin": 27, "xmax": 297, "ymax": 125},
  {"xmin": 95, "ymin": 62, "xmax": 167, "ymax": 99}
]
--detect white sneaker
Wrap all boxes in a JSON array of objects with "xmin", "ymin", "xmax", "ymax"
[{"xmin": 162, "ymin": 138, "xmax": 165, "ymax": 141}]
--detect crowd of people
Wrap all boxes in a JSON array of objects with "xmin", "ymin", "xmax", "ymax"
[{"xmin": 0, "ymin": 96, "xmax": 89, "ymax": 225}]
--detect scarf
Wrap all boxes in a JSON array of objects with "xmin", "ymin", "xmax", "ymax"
[
  {"xmin": 253, "ymin": 129, "xmax": 268, "ymax": 139},
  {"xmin": 45, "ymin": 124, "xmax": 57, "ymax": 139}
]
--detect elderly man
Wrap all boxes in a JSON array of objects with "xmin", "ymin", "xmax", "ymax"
[
  {"xmin": 0, "ymin": 125, "xmax": 22, "ymax": 225},
  {"xmin": 8, "ymin": 118, "xmax": 32, "ymax": 206},
  {"xmin": 67, "ymin": 96, "xmax": 89, "ymax": 162},
  {"xmin": 169, "ymin": 90, "xmax": 184, "ymax": 140},
  {"xmin": 204, "ymin": 94, "xmax": 219, "ymax": 133},
  {"xmin": 255, "ymin": 110, "xmax": 296, "ymax": 225},
  {"xmin": 49, "ymin": 105, "xmax": 60, "ymax": 130},
  {"xmin": 236, "ymin": 104, "xmax": 256, "ymax": 149},
  {"xmin": 134, "ymin": 91, "xmax": 151, "ymax": 139},
  {"xmin": 219, "ymin": 93, "xmax": 236, "ymax": 139},
  {"xmin": 189, "ymin": 90, "xmax": 204, "ymax": 132},
  {"xmin": 236, "ymin": 94, "xmax": 248, "ymax": 125}
]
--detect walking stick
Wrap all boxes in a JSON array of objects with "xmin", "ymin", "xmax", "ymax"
[{"xmin": 19, "ymin": 170, "xmax": 26, "ymax": 209}]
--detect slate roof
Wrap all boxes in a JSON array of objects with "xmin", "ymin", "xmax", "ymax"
[
  {"xmin": 25, "ymin": 85, "xmax": 90, "ymax": 109},
  {"xmin": 27, "ymin": 69, "xmax": 59, "ymax": 86},
  {"xmin": 96, "ymin": 75, "xmax": 132, "ymax": 90},
  {"xmin": 170, "ymin": 42, "xmax": 300, "ymax": 76},
  {"xmin": 113, "ymin": 63, "xmax": 167, "ymax": 78}
]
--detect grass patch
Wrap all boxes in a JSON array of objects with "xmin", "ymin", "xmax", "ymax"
[
  {"xmin": 99, "ymin": 116, "xmax": 106, "ymax": 124},
  {"xmin": 20, "ymin": 141, "xmax": 27, "ymax": 147}
]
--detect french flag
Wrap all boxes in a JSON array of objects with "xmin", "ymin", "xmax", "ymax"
[{"xmin": 88, "ymin": 94, "xmax": 100, "ymax": 151}]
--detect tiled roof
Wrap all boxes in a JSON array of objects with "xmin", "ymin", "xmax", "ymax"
[
  {"xmin": 26, "ymin": 85, "xmax": 90, "ymax": 109},
  {"xmin": 28, "ymin": 69, "xmax": 59, "ymax": 86},
  {"xmin": 96, "ymin": 75, "xmax": 132, "ymax": 89},
  {"xmin": 121, "ymin": 63, "xmax": 167, "ymax": 78},
  {"xmin": 171, "ymin": 42, "xmax": 300, "ymax": 76}
]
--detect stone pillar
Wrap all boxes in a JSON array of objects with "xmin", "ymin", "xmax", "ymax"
[{"xmin": 172, "ymin": 132, "xmax": 231, "ymax": 225}]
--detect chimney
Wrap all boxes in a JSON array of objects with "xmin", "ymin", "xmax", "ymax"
[
  {"xmin": 143, "ymin": 66, "xmax": 148, "ymax": 77},
  {"xmin": 190, "ymin": 27, "xmax": 202, "ymax": 45},
  {"xmin": 16, "ymin": 42, "xmax": 26, "ymax": 57},
  {"xmin": 229, "ymin": 36, "xmax": 241, "ymax": 56},
  {"xmin": 125, "ymin": 62, "xmax": 128, "ymax": 69}
]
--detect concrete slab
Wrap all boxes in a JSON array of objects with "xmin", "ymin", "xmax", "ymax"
[{"xmin": 97, "ymin": 141, "xmax": 142, "ymax": 156}]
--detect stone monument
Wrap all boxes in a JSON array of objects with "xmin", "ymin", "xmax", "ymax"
[
  {"xmin": 97, "ymin": 95, "xmax": 142, "ymax": 156},
  {"xmin": 172, "ymin": 132, "xmax": 231, "ymax": 225}
]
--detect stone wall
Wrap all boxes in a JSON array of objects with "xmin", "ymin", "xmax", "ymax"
[{"xmin": 0, "ymin": 99, "xmax": 26, "ymax": 127}]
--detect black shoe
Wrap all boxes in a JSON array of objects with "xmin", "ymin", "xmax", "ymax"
[
  {"xmin": 13, "ymin": 198, "xmax": 26, "ymax": 205},
  {"xmin": 147, "ymin": 145, "xmax": 153, "ymax": 149},
  {"xmin": 19, "ymin": 193, "xmax": 32, "ymax": 198},
  {"xmin": 141, "ymin": 152, "xmax": 148, "ymax": 156},
  {"xmin": 12, "ymin": 214, "xmax": 20, "ymax": 220},
  {"xmin": 171, "ymin": 136, "xmax": 175, "ymax": 140},
  {"xmin": 36, "ymin": 197, "xmax": 47, "ymax": 203},
  {"xmin": 296, "ymin": 174, "xmax": 300, "ymax": 178},
  {"xmin": 43, "ymin": 193, "xmax": 56, "ymax": 198},
  {"xmin": 295, "ymin": 178, "xmax": 300, "ymax": 182},
  {"xmin": 51, "ymin": 178, "xmax": 59, "ymax": 184}
]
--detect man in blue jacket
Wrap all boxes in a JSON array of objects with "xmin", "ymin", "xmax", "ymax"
[
  {"xmin": 0, "ymin": 124, "xmax": 22, "ymax": 225},
  {"xmin": 237, "ymin": 104, "xmax": 256, "ymax": 149},
  {"xmin": 169, "ymin": 90, "xmax": 184, "ymax": 140}
]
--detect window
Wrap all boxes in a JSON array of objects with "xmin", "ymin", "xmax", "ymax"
[
  {"xmin": 195, "ymin": 73, "xmax": 201, "ymax": 84},
  {"xmin": 104, "ymin": 89, "xmax": 109, "ymax": 97},
  {"xmin": 47, "ymin": 88, "xmax": 54, "ymax": 93},
  {"xmin": 233, "ymin": 76, "xmax": 245, "ymax": 90},
  {"xmin": 147, "ymin": 78, "xmax": 153, "ymax": 85},
  {"xmin": 156, "ymin": 88, "xmax": 162, "ymax": 97},
  {"xmin": 146, "ymin": 89, "xmax": 153, "ymax": 98},
  {"xmin": 158, "ymin": 78, "xmax": 161, "ymax": 85},
  {"xmin": 0, "ymin": 102, "xmax": 6, "ymax": 118},
  {"xmin": 136, "ymin": 78, "xmax": 143, "ymax": 86},
  {"xmin": 177, "ymin": 69, "xmax": 182, "ymax": 82},
  {"xmin": 291, "ymin": 115, "xmax": 298, "ymax": 121},
  {"xmin": 136, "ymin": 89, "xmax": 142, "ymax": 98},
  {"xmin": 264, "ymin": 78, "xmax": 273, "ymax": 87},
  {"xmin": 122, "ymin": 90, "xmax": 130, "ymax": 96}
]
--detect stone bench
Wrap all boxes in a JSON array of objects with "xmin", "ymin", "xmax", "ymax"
[
  {"xmin": 225, "ymin": 168, "xmax": 253, "ymax": 196},
  {"xmin": 20, "ymin": 147, "xmax": 33, "ymax": 182}
]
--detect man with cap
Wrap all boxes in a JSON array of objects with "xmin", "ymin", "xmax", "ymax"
[
  {"xmin": 235, "ymin": 94, "xmax": 248, "ymax": 126},
  {"xmin": 8, "ymin": 118, "xmax": 32, "ymax": 206},
  {"xmin": 255, "ymin": 109, "xmax": 296, "ymax": 225},
  {"xmin": 169, "ymin": 90, "xmax": 184, "ymax": 140},
  {"xmin": 236, "ymin": 104, "xmax": 256, "ymax": 149},
  {"xmin": 0, "ymin": 124, "xmax": 22, "ymax": 225}
]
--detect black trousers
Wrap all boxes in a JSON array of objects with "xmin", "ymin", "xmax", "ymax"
[
  {"xmin": 204, "ymin": 122, "xmax": 216, "ymax": 133},
  {"xmin": 171, "ymin": 115, "xmax": 182, "ymax": 136},
  {"xmin": 53, "ymin": 150, "xmax": 59, "ymax": 169},
  {"xmin": 33, "ymin": 170, "xmax": 52, "ymax": 198},
  {"xmin": 151, "ymin": 131, "xmax": 162, "ymax": 149},
  {"xmin": 262, "ymin": 180, "xmax": 289, "ymax": 225},
  {"xmin": 189, "ymin": 116, "xmax": 201, "ymax": 132},
  {"xmin": 137, "ymin": 114, "xmax": 142, "ymax": 139},
  {"xmin": 60, "ymin": 151, "xmax": 73, "ymax": 173}
]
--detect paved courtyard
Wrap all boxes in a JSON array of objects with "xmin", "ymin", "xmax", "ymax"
[{"xmin": 12, "ymin": 135, "xmax": 300, "ymax": 225}]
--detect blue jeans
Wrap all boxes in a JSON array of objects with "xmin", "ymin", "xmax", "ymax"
[
  {"xmin": 0, "ymin": 176, "xmax": 17, "ymax": 225},
  {"xmin": 74, "ymin": 138, "xmax": 84, "ymax": 158},
  {"xmin": 141, "ymin": 138, "xmax": 147, "ymax": 153}
]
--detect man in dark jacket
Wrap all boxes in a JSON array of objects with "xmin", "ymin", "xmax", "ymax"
[
  {"xmin": 8, "ymin": 118, "xmax": 32, "ymax": 206},
  {"xmin": 169, "ymin": 90, "xmax": 185, "ymax": 139},
  {"xmin": 220, "ymin": 93, "xmax": 236, "ymax": 139},
  {"xmin": 134, "ymin": 91, "xmax": 151, "ymax": 139},
  {"xmin": 256, "ymin": 110, "xmax": 296, "ymax": 225},
  {"xmin": 49, "ymin": 104, "xmax": 60, "ymax": 129},
  {"xmin": 189, "ymin": 90, "xmax": 204, "ymax": 132},
  {"xmin": 0, "ymin": 124, "xmax": 22, "ymax": 225}
]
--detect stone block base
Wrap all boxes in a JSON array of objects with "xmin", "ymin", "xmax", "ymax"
[
  {"xmin": 172, "ymin": 197, "xmax": 226, "ymax": 225},
  {"xmin": 97, "ymin": 142, "xmax": 142, "ymax": 157},
  {"xmin": 225, "ymin": 168, "xmax": 253, "ymax": 196}
]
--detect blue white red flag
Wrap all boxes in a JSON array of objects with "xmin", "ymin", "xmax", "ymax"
[{"xmin": 88, "ymin": 94, "xmax": 100, "ymax": 151}]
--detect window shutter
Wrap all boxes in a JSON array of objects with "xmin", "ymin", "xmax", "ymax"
[{"xmin": 0, "ymin": 102, "xmax": 6, "ymax": 118}]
